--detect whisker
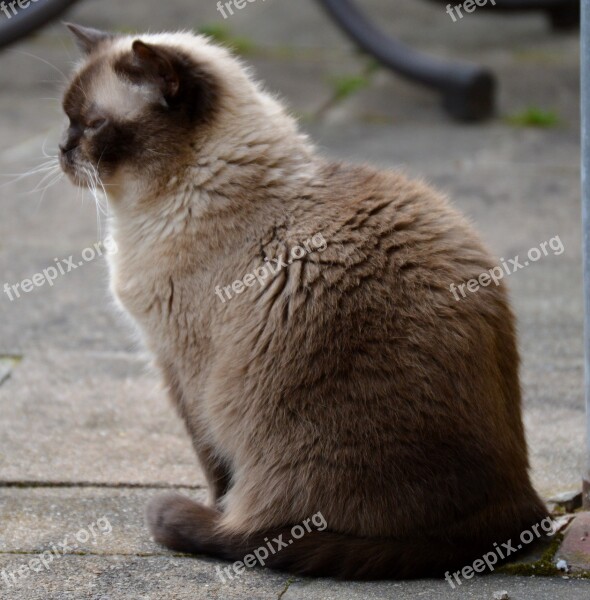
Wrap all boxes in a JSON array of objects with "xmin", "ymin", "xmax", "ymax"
[
  {"xmin": 9, "ymin": 50, "xmax": 69, "ymax": 83},
  {"xmin": 0, "ymin": 160, "xmax": 60, "ymax": 188},
  {"xmin": 41, "ymin": 137, "xmax": 59, "ymax": 159},
  {"xmin": 34, "ymin": 171, "xmax": 64, "ymax": 213},
  {"xmin": 83, "ymin": 165, "xmax": 104, "ymax": 239},
  {"xmin": 31, "ymin": 166, "xmax": 62, "ymax": 194},
  {"xmin": 1, "ymin": 159, "xmax": 59, "ymax": 176}
]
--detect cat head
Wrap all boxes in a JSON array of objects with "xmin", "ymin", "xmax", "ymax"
[{"xmin": 59, "ymin": 24, "xmax": 262, "ymax": 195}]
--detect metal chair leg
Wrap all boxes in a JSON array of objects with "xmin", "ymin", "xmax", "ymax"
[{"xmin": 317, "ymin": 0, "xmax": 496, "ymax": 122}]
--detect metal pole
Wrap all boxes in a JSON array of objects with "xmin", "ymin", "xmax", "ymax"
[{"xmin": 582, "ymin": 0, "xmax": 590, "ymax": 508}]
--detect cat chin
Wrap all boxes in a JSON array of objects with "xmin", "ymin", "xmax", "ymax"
[
  {"xmin": 62, "ymin": 168, "xmax": 91, "ymax": 189},
  {"xmin": 61, "ymin": 170, "xmax": 83, "ymax": 187},
  {"xmin": 59, "ymin": 159, "xmax": 94, "ymax": 189}
]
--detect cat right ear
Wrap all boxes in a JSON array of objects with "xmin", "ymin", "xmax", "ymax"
[{"xmin": 64, "ymin": 23, "xmax": 113, "ymax": 55}]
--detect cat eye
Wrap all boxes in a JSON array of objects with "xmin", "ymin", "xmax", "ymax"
[{"xmin": 86, "ymin": 118, "xmax": 107, "ymax": 131}]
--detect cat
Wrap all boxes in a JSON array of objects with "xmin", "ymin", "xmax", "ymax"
[{"xmin": 59, "ymin": 23, "xmax": 549, "ymax": 579}]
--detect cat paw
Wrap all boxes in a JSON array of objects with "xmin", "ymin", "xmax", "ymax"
[
  {"xmin": 146, "ymin": 492, "xmax": 218, "ymax": 553},
  {"xmin": 146, "ymin": 492, "xmax": 197, "ymax": 551}
]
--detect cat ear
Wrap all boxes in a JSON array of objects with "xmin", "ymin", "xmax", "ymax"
[
  {"xmin": 65, "ymin": 23, "xmax": 113, "ymax": 54},
  {"xmin": 130, "ymin": 40, "xmax": 180, "ymax": 99}
]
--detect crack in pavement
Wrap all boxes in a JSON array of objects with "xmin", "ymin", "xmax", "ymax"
[
  {"xmin": 277, "ymin": 576, "xmax": 296, "ymax": 599},
  {"xmin": 0, "ymin": 481, "xmax": 205, "ymax": 490},
  {"xmin": 0, "ymin": 551, "xmax": 173, "ymax": 558}
]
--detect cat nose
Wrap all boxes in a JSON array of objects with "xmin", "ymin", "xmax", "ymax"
[
  {"xmin": 59, "ymin": 141, "xmax": 77, "ymax": 154},
  {"xmin": 60, "ymin": 124, "xmax": 83, "ymax": 154}
]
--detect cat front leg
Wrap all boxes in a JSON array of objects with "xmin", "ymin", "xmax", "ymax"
[
  {"xmin": 192, "ymin": 436, "xmax": 232, "ymax": 508},
  {"xmin": 160, "ymin": 362, "xmax": 232, "ymax": 507}
]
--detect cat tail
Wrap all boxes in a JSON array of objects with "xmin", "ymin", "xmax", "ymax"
[{"xmin": 147, "ymin": 493, "xmax": 548, "ymax": 580}]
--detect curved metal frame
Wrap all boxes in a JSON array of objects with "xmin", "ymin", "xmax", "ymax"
[
  {"xmin": 317, "ymin": 0, "xmax": 578, "ymax": 121},
  {"xmin": 0, "ymin": 0, "xmax": 79, "ymax": 51},
  {"xmin": 317, "ymin": 0, "xmax": 495, "ymax": 121}
]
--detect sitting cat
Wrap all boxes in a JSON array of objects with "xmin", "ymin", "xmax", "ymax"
[{"xmin": 59, "ymin": 24, "xmax": 548, "ymax": 579}]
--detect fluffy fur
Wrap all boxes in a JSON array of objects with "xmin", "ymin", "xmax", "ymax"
[{"xmin": 59, "ymin": 25, "xmax": 548, "ymax": 579}]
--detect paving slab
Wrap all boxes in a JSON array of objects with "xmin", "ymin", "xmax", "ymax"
[
  {"xmin": 0, "ymin": 554, "xmax": 291, "ymax": 600},
  {"xmin": 557, "ymin": 512, "xmax": 590, "ymax": 573},
  {"xmin": 0, "ymin": 350, "xmax": 204, "ymax": 486},
  {"xmin": 0, "ymin": 487, "xmax": 207, "ymax": 555},
  {"xmin": 281, "ymin": 575, "xmax": 590, "ymax": 600}
]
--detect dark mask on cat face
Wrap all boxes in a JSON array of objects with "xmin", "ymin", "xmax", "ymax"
[{"xmin": 60, "ymin": 24, "xmax": 219, "ymax": 187}]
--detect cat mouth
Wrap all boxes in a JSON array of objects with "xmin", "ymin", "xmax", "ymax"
[
  {"xmin": 59, "ymin": 154, "xmax": 96, "ymax": 188},
  {"xmin": 59, "ymin": 151, "xmax": 79, "ymax": 180}
]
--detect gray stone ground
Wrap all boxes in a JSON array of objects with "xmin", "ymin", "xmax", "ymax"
[{"xmin": 0, "ymin": 0, "xmax": 586, "ymax": 597}]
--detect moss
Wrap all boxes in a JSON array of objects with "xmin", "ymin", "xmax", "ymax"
[
  {"xmin": 197, "ymin": 24, "xmax": 255, "ymax": 56},
  {"xmin": 0, "ymin": 355, "xmax": 21, "ymax": 387},
  {"xmin": 314, "ymin": 58, "xmax": 381, "ymax": 119},
  {"xmin": 328, "ymin": 74, "xmax": 370, "ymax": 103},
  {"xmin": 328, "ymin": 59, "xmax": 380, "ymax": 102},
  {"xmin": 512, "ymin": 49, "xmax": 565, "ymax": 65},
  {"xmin": 278, "ymin": 577, "xmax": 296, "ymax": 599},
  {"xmin": 0, "ymin": 354, "xmax": 23, "ymax": 363},
  {"xmin": 505, "ymin": 107, "xmax": 561, "ymax": 128},
  {"xmin": 497, "ymin": 534, "xmax": 562, "ymax": 576},
  {"xmin": 496, "ymin": 534, "xmax": 590, "ymax": 579}
]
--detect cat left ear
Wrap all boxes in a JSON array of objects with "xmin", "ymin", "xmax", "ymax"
[
  {"xmin": 65, "ymin": 23, "xmax": 113, "ymax": 55},
  {"xmin": 130, "ymin": 40, "xmax": 180, "ymax": 99}
]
